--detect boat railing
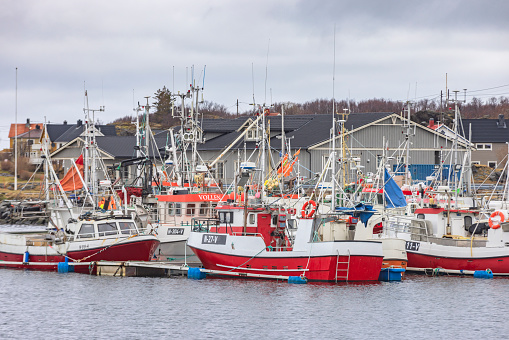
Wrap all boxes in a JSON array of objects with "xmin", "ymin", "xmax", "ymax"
[
  {"xmin": 191, "ymin": 218, "xmax": 221, "ymax": 232},
  {"xmin": 231, "ymin": 232, "xmax": 266, "ymax": 240},
  {"xmin": 386, "ymin": 215, "xmax": 431, "ymax": 242}
]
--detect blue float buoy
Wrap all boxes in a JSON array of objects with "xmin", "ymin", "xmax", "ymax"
[
  {"xmin": 23, "ymin": 251, "xmax": 29, "ymax": 264},
  {"xmin": 378, "ymin": 267, "xmax": 406, "ymax": 281},
  {"xmin": 57, "ymin": 257, "xmax": 74, "ymax": 273},
  {"xmin": 187, "ymin": 267, "xmax": 206, "ymax": 280},
  {"xmin": 473, "ymin": 269, "xmax": 493, "ymax": 279},
  {"xmin": 288, "ymin": 276, "xmax": 307, "ymax": 284}
]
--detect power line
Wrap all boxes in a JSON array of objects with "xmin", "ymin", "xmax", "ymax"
[{"xmin": 467, "ymin": 84, "xmax": 509, "ymax": 94}]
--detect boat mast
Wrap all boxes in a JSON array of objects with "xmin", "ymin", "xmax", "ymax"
[
  {"xmin": 331, "ymin": 25, "xmax": 337, "ymax": 211},
  {"xmin": 83, "ymin": 91, "xmax": 104, "ymax": 205},
  {"xmin": 404, "ymin": 101, "xmax": 412, "ymax": 186},
  {"xmin": 14, "ymin": 67, "xmax": 18, "ymax": 191},
  {"xmin": 452, "ymin": 91, "xmax": 459, "ymax": 204},
  {"xmin": 261, "ymin": 106, "xmax": 266, "ymax": 201}
]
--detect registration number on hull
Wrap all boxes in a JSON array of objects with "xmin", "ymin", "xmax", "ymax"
[
  {"xmin": 202, "ymin": 234, "xmax": 227, "ymax": 245},
  {"xmin": 405, "ymin": 241, "xmax": 420, "ymax": 251},
  {"xmin": 167, "ymin": 228, "xmax": 185, "ymax": 235}
]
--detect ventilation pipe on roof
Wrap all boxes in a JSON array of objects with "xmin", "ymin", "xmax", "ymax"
[
  {"xmin": 498, "ymin": 114, "xmax": 506, "ymax": 128},
  {"xmin": 63, "ymin": 120, "xmax": 67, "ymax": 125},
  {"xmin": 77, "ymin": 119, "xmax": 82, "ymax": 127}
]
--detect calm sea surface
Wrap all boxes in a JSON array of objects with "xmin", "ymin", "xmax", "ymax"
[{"xmin": 1, "ymin": 226, "xmax": 509, "ymax": 339}]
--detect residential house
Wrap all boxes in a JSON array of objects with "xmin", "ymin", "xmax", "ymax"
[{"xmin": 462, "ymin": 114, "xmax": 509, "ymax": 169}]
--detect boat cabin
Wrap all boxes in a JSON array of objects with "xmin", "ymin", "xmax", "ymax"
[{"xmin": 72, "ymin": 217, "xmax": 140, "ymax": 241}]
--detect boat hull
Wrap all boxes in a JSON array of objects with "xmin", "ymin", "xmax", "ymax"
[
  {"xmin": 190, "ymin": 246, "xmax": 382, "ymax": 281},
  {"xmin": 406, "ymin": 241, "xmax": 509, "ymax": 275},
  {"xmin": 188, "ymin": 233, "xmax": 384, "ymax": 282},
  {"xmin": 0, "ymin": 237, "xmax": 159, "ymax": 273}
]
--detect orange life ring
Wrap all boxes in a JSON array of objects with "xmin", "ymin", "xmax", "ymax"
[
  {"xmin": 489, "ymin": 211, "xmax": 506, "ymax": 229},
  {"xmin": 301, "ymin": 200, "xmax": 317, "ymax": 219}
]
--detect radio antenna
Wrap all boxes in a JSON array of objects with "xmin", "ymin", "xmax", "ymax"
[{"xmin": 264, "ymin": 38, "xmax": 270, "ymax": 106}]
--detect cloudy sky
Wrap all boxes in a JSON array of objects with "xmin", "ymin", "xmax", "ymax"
[{"xmin": 1, "ymin": 0, "xmax": 509, "ymax": 149}]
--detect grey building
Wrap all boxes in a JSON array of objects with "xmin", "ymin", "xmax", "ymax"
[{"xmin": 50, "ymin": 112, "xmax": 468, "ymax": 186}]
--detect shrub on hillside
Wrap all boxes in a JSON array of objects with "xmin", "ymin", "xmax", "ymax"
[
  {"xmin": 1, "ymin": 160, "xmax": 13, "ymax": 172},
  {"xmin": 19, "ymin": 169, "xmax": 32, "ymax": 181}
]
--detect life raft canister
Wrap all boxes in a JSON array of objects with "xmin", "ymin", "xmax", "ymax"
[{"xmin": 301, "ymin": 200, "xmax": 317, "ymax": 219}]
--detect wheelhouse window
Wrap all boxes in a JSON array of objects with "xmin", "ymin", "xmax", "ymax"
[
  {"xmin": 77, "ymin": 223, "xmax": 95, "ymax": 239},
  {"xmin": 248, "ymin": 213, "xmax": 255, "ymax": 225},
  {"xmin": 464, "ymin": 216, "xmax": 473, "ymax": 230},
  {"xmin": 219, "ymin": 211, "xmax": 233, "ymax": 223},
  {"xmin": 168, "ymin": 203, "xmax": 174, "ymax": 216},
  {"xmin": 186, "ymin": 203, "xmax": 196, "ymax": 216},
  {"xmin": 417, "ymin": 214, "xmax": 425, "ymax": 219},
  {"xmin": 97, "ymin": 222, "xmax": 118, "ymax": 236},
  {"xmin": 175, "ymin": 203, "xmax": 182, "ymax": 216},
  {"xmin": 118, "ymin": 221, "xmax": 137, "ymax": 235}
]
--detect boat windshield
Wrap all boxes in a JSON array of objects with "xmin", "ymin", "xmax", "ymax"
[
  {"xmin": 118, "ymin": 221, "xmax": 137, "ymax": 235},
  {"xmin": 77, "ymin": 223, "xmax": 95, "ymax": 239},
  {"xmin": 97, "ymin": 222, "xmax": 118, "ymax": 236}
]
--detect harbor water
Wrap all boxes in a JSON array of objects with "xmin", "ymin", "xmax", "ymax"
[{"xmin": 1, "ymin": 269, "xmax": 509, "ymax": 339}]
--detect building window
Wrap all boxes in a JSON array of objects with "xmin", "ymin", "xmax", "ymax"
[
  {"xmin": 376, "ymin": 155, "xmax": 383, "ymax": 169},
  {"xmin": 471, "ymin": 161, "xmax": 480, "ymax": 165},
  {"xmin": 186, "ymin": 203, "xmax": 196, "ymax": 216},
  {"xmin": 215, "ymin": 162, "xmax": 224, "ymax": 179},
  {"xmin": 245, "ymin": 128, "xmax": 258, "ymax": 141},
  {"xmin": 488, "ymin": 161, "xmax": 497, "ymax": 169},
  {"xmin": 199, "ymin": 203, "xmax": 208, "ymax": 216},
  {"xmin": 322, "ymin": 156, "xmax": 332, "ymax": 170},
  {"xmin": 476, "ymin": 143, "xmax": 492, "ymax": 150}
]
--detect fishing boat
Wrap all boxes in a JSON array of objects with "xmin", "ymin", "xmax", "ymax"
[
  {"xmin": 0, "ymin": 211, "xmax": 159, "ymax": 273},
  {"xmin": 0, "ymin": 92, "xmax": 159, "ymax": 273},
  {"xmin": 187, "ymin": 202, "xmax": 384, "ymax": 282},
  {"xmin": 385, "ymin": 187, "xmax": 509, "ymax": 275},
  {"xmin": 186, "ymin": 105, "xmax": 386, "ymax": 281}
]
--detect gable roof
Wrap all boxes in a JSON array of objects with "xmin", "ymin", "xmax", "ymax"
[
  {"xmin": 16, "ymin": 128, "xmax": 43, "ymax": 139},
  {"xmin": 8, "ymin": 123, "xmax": 41, "ymax": 138},
  {"xmin": 303, "ymin": 112, "xmax": 394, "ymax": 149},
  {"xmin": 54, "ymin": 124, "xmax": 117, "ymax": 143},
  {"xmin": 198, "ymin": 112, "xmax": 394, "ymax": 151},
  {"xmin": 46, "ymin": 124, "xmax": 75, "ymax": 142},
  {"xmin": 462, "ymin": 118, "xmax": 509, "ymax": 143}
]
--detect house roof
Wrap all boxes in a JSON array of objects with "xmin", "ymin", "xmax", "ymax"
[
  {"xmin": 54, "ymin": 124, "xmax": 117, "ymax": 143},
  {"xmin": 198, "ymin": 112, "xmax": 394, "ymax": 151},
  {"xmin": 16, "ymin": 128, "xmax": 43, "ymax": 139},
  {"xmin": 8, "ymin": 123, "xmax": 41, "ymax": 138},
  {"xmin": 46, "ymin": 124, "xmax": 75, "ymax": 142},
  {"xmin": 462, "ymin": 117, "xmax": 509, "ymax": 143},
  {"xmin": 95, "ymin": 135, "xmax": 170, "ymax": 159}
]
